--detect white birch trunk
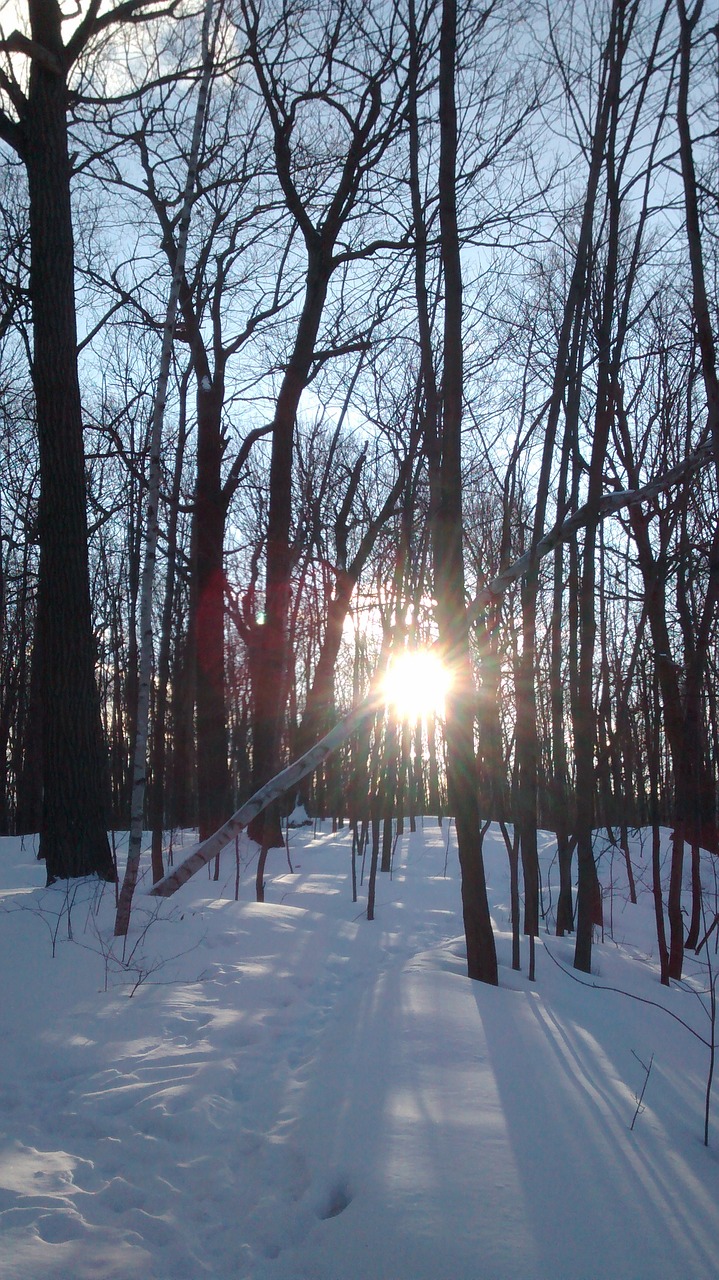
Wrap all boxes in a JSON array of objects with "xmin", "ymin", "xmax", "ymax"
[
  {"xmin": 466, "ymin": 442, "xmax": 714, "ymax": 624},
  {"xmin": 115, "ymin": 0, "xmax": 216, "ymax": 937},
  {"xmin": 150, "ymin": 692, "xmax": 383, "ymax": 897}
]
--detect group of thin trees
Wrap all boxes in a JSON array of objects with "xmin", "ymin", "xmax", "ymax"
[{"xmin": 1, "ymin": 0, "xmax": 717, "ymax": 982}]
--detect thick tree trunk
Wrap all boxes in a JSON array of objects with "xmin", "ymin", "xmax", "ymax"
[{"xmin": 25, "ymin": 1, "xmax": 114, "ymax": 882}]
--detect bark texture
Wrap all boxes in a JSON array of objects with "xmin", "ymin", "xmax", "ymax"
[{"xmin": 24, "ymin": 0, "xmax": 114, "ymax": 881}]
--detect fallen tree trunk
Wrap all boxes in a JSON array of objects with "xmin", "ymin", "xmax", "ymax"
[
  {"xmin": 150, "ymin": 692, "xmax": 382, "ymax": 896},
  {"xmin": 467, "ymin": 442, "xmax": 714, "ymax": 622}
]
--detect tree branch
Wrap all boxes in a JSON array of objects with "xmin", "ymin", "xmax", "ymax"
[
  {"xmin": 66, "ymin": 0, "xmax": 184, "ymax": 65},
  {"xmin": 0, "ymin": 62, "xmax": 28, "ymax": 117},
  {"xmin": 0, "ymin": 31, "xmax": 63, "ymax": 75}
]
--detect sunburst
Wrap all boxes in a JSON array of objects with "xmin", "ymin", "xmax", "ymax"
[{"xmin": 381, "ymin": 648, "xmax": 451, "ymax": 721}]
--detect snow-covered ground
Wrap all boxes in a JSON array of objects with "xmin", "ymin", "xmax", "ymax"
[{"xmin": 1, "ymin": 820, "xmax": 718, "ymax": 1279}]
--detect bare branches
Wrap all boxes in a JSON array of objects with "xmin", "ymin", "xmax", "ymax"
[
  {"xmin": 66, "ymin": 0, "xmax": 185, "ymax": 65},
  {"xmin": 467, "ymin": 442, "xmax": 716, "ymax": 622}
]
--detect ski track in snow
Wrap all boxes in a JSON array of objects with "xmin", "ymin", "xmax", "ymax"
[{"xmin": 1, "ymin": 822, "xmax": 719, "ymax": 1279}]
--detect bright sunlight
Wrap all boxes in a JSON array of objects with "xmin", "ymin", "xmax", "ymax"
[{"xmin": 381, "ymin": 648, "xmax": 452, "ymax": 721}]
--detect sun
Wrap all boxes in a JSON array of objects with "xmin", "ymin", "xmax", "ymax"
[{"xmin": 381, "ymin": 648, "xmax": 452, "ymax": 721}]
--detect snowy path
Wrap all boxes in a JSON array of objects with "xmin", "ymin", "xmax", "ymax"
[{"xmin": 1, "ymin": 824, "xmax": 719, "ymax": 1278}]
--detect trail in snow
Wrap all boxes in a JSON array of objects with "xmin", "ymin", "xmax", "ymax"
[{"xmin": 1, "ymin": 821, "xmax": 718, "ymax": 1279}]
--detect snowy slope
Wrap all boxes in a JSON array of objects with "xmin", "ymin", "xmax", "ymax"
[{"xmin": 1, "ymin": 822, "xmax": 717, "ymax": 1279}]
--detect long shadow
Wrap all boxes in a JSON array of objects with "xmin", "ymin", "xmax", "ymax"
[{"xmin": 475, "ymin": 954, "xmax": 719, "ymax": 1280}]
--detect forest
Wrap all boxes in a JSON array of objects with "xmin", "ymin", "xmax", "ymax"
[{"xmin": 1, "ymin": 0, "xmax": 717, "ymax": 987}]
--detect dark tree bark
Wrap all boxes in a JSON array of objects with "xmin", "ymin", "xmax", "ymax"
[
  {"xmin": 625, "ymin": 482, "xmax": 718, "ymax": 977},
  {"xmin": 1, "ymin": 0, "xmax": 187, "ymax": 877},
  {"xmin": 7, "ymin": 1, "xmax": 115, "ymax": 881},
  {"xmin": 675, "ymin": 0, "xmax": 719, "ymax": 488},
  {"xmin": 514, "ymin": 0, "xmax": 618, "ymax": 965},
  {"xmin": 570, "ymin": 0, "xmax": 671, "ymax": 971},
  {"xmin": 249, "ymin": 258, "xmax": 331, "ymax": 831},
  {"xmin": 132, "ymin": 128, "xmax": 283, "ymax": 845},
  {"xmin": 673, "ymin": 0, "xmax": 719, "ymax": 957},
  {"xmin": 433, "ymin": 0, "xmax": 497, "ymax": 984},
  {"xmin": 149, "ymin": 382, "xmax": 190, "ymax": 880},
  {"xmin": 192, "ymin": 378, "xmax": 231, "ymax": 839}
]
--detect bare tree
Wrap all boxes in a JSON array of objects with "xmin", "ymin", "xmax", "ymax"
[
  {"xmin": 423, "ymin": 0, "xmax": 498, "ymax": 983},
  {"xmin": 236, "ymin": 0, "xmax": 410, "ymax": 838},
  {"xmin": 0, "ymin": 0, "xmax": 181, "ymax": 879}
]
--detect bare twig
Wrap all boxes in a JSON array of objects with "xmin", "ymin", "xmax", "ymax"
[{"xmin": 630, "ymin": 1049, "xmax": 654, "ymax": 1131}]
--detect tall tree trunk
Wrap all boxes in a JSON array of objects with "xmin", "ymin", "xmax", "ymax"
[
  {"xmin": 551, "ymin": 533, "xmax": 574, "ymax": 936},
  {"xmin": 194, "ymin": 380, "xmax": 230, "ymax": 839},
  {"xmin": 675, "ymin": 0, "xmax": 719, "ymax": 488},
  {"xmin": 115, "ymin": 0, "xmax": 215, "ymax": 935},
  {"xmin": 249, "ymin": 256, "xmax": 330, "ymax": 837},
  {"xmin": 434, "ymin": 0, "xmax": 497, "ymax": 984},
  {"xmin": 24, "ymin": 0, "xmax": 114, "ymax": 882},
  {"xmin": 149, "ymin": 389, "xmax": 190, "ymax": 881},
  {"xmin": 515, "ymin": 0, "xmax": 617, "ymax": 958}
]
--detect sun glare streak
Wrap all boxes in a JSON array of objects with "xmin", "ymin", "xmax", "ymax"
[{"xmin": 382, "ymin": 649, "xmax": 451, "ymax": 721}]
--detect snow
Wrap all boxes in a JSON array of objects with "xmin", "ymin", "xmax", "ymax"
[
  {"xmin": 286, "ymin": 800, "xmax": 312, "ymax": 827},
  {"xmin": 1, "ymin": 822, "xmax": 718, "ymax": 1279}
]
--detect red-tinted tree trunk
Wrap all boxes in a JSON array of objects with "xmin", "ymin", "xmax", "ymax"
[{"xmin": 249, "ymin": 256, "xmax": 330, "ymax": 837}]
